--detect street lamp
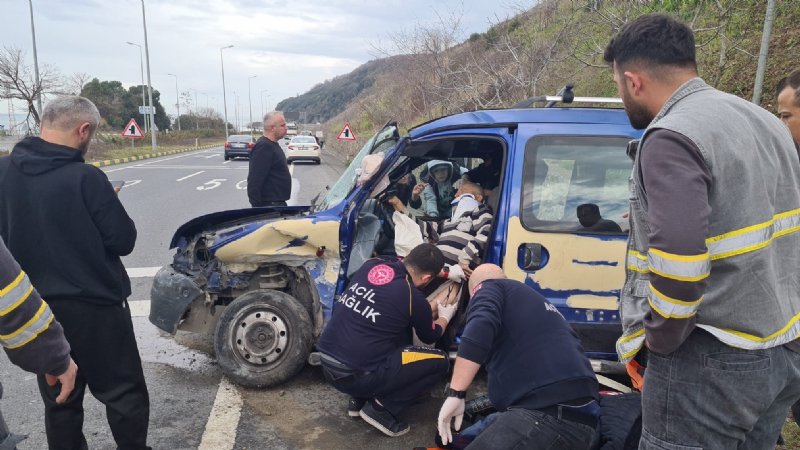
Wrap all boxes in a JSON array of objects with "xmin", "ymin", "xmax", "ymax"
[
  {"xmin": 27, "ymin": 0, "xmax": 42, "ymax": 122},
  {"xmin": 190, "ymin": 88, "xmax": 200, "ymax": 130},
  {"xmin": 220, "ymin": 44, "xmax": 233, "ymax": 139},
  {"xmin": 126, "ymin": 41, "xmax": 148, "ymax": 133},
  {"xmin": 140, "ymin": 0, "xmax": 157, "ymax": 150},
  {"xmin": 248, "ymin": 75, "xmax": 256, "ymax": 136},
  {"xmin": 167, "ymin": 73, "xmax": 181, "ymax": 131},
  {"xmin": 260, "ymin": 89, "xmax": 268, "ymax": 119}
]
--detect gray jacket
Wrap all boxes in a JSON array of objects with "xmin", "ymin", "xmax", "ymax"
[{"xmin": 618, "ymin": 78, "xmax": 800, "ymax": 362}]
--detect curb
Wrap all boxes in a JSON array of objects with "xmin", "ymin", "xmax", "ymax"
[{"xmin": 89, "ymin": 142, "xmax": 223, "ymax": 168}]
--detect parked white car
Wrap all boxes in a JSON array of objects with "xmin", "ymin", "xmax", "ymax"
[{"xmin": 286, "ymin": 135, "xmax": 321, "ymax": 164}]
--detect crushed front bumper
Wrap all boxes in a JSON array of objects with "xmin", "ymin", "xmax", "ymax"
[{"xmin": 149, "ymin": 265, "xmax": 204, "ymax": 334}]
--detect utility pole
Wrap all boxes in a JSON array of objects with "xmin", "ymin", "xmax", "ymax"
[
  {"xmin": 220, "ymin": 45, "xmax": 233, "ymax": 139},
  {"xmin": 752, "ymin": 0, "xmax": 776, "ymax": 105},
  {"xmin": 126, "ymin": 42, "xmax": 148, "ymax": 133},
  {"xmin": 141, "ymin": 0, "xmax": 157, "ymax": 150},
  {"xmin": 248, "ymin": 75, "xmax": 256, "ymax": 136},
  {"xmin": 191, "ymin": 89, "xmax": 199, "ymax": 129},
  {"xmin": 27, "ymin": 0, "xmax": 42, "ymax": 124},
  {"xmin": 167, "ymin": 73, "xmax": 181, "ymax": 131}
]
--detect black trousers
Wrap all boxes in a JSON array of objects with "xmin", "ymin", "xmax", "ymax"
[
  {"xmin": 322, "ymin": 346, "xmax": 449, "ymax": 417},
  {"xmin": 37, "ymin": 300, "xmax": 150, "ymax": 450}
]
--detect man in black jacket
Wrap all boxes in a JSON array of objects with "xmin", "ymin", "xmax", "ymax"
[
  {"xmin": 247, "ymin": 111, "xmax": 291, "ymax": 207},
  {"xmin": 437, "ymin": 264, "xmax": 599, "ymax": 449},
  {"xmin": 0, "ymin": 96, "xmax": 150, "ymax": 450},
  {"xmin": 316, "ymin": 244, "xmax": 457, "ymax": 438}
]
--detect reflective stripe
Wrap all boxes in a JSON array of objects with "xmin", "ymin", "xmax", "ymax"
[
  {"xmin": 647, "ymin": 248, "xmax": 709, "ymax": 282},
  {"xmin": 401, "ymin": 351, "xmax": 445, "ymax": 365},
  {"xmin": 697, "ymin": 308, "xmax": 800, "ymax": 350},
  {"xmin": 648, "ymin": 283, "xmax": 701, "ymax": 319},
  {"xmin": 0, "ymin": 271, "xmax": 34, "ymax": 316},
  {"xmin": 707, "ymin": 208, "xmax": 800, "ymax": 260},
  {"xmin": 626, "ymin": 251, "xmax": 649, "ymax": 274},
  {"xmin": 616, "ymin": 328, "xmax": 645, "ymax": 362},
  {"xmin": 0, "ymin": 301, "xmax": 54, "ymax": 349}
]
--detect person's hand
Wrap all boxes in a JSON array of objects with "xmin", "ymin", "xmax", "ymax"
[
  {"xmin": 46, "ymin": 357, "xmax": 78, "ymax": 404},
  {"xmin": 446, "ymin": 264, "xmax": 464, "ymax": 282},
  {"xmin": 412, "ymin": 182, "xmax": 427, "ymax": 199},
  {"xmin": 437, "ymin": 299, "xmax": 458, "ymax": 323},
  {"xmin": 459, "ymin": 261, "xmax": 473, "ymax": 280},
  {"xmin": 386, "ymin": 196, "xmax": 405, "ymax": 212},
  {"xmin": 437, "ymin": 396, "xmax": 465, "ymax": 446}
]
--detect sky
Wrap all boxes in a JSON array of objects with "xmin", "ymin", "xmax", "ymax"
[{"xmin": 1, "ymin": 0, "xmax": 522, "ymax": 125}]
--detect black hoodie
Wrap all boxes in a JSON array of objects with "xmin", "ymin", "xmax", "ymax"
[{"xmin": 0, "ymin": 137, "xmax": 136, "ymax": 305}]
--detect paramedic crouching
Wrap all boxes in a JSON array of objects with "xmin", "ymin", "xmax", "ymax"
[
  {"xmin": 316, "ymin": 243, "xmax": 457, "ymax": 438},
  {"xmin": 437, "ymin": 264, "xmax": 599, "ymax": 450}
]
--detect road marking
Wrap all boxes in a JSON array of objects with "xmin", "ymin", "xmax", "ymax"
[
  {"xmin": 126, "ymin": 267, "xmax": 161, "ymax": 278},
  {"xmin": 223, "ymin": 160, "xmax": 231, "ymax": 165},
  {"xmin": 177, "ymin": 170, "xmax": 206, "ymax": 181},
  {"xmin": 289, "ymin": 163, "xmax": 295, "ymax": 176},
  {"xmin": 128, "ymin": 300, "xmax": 150, "ymax": 318},
  {"xmin": 122, "ymin": 165, "xmax": 247, "ymax": 170},
  {"xmin": 198, "ymin": 377, "xmax": 243, "ymax": 450}
]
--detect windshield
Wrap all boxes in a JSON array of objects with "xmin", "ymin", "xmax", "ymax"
[
  {"xmin": 314, "ymin": 124, "xmax": 399, "ymax": 212},
  {"xmin": 291, "ymin": 136, "xmax": 317, "ymax": 144}
]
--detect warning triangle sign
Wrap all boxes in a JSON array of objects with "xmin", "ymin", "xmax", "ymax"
[
  {"xmin": 122, "ymin": 118, "xmax": 144, "ymax": 138},
  {"xmin": 337, "ymin": 123, "xmax": 357, "ymax": 141}
]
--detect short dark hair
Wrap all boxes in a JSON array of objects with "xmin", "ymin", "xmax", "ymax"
[
  {"xmin": 577, "ymin": 203, "xmax": 600, "ymax": 215},
  {"xmin": 776, "ymin": 68, "xmax": 800, "ymax": 107},
  {"xmin": 604, "ymin": 13, "xmax": 696, "ymax": 72},
  {"xmin": 403, "ymin": 243, "xmax": 445, "ymax": 277}
]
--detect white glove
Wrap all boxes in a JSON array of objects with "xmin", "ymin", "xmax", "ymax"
[
  {"xmin": 446, "ymin": 264, "xmax": 465, "ymax": 281},
  {"xmin": 437, "ymin": 299, "xmax": 458, "ymax": 323},
  {"xmin": 437, "ymin": 396, "xmax": 465, "ymax": 446}
]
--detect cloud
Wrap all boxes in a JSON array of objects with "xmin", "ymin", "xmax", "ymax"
[{"xmin": 1, "ymin": 0, "xmax": 517, "ymax": 119}]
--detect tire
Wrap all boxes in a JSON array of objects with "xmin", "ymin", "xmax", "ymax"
[
  {"xmin": 214, "ymin": 289, "xmax": 313, "ymax": 388},
  {"xmin": 224, "ymin": 152, "xmax": 230, "ymax": 161}
]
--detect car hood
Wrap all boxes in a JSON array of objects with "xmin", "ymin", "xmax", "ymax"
[{"xmin": 169, "ymin": 206, "xmax": 310, "ymax": 249}]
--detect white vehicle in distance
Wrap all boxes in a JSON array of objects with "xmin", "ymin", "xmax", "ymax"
[{"xmin": 286, "ymin": 135, "xmax": 321, "ymax": 164}]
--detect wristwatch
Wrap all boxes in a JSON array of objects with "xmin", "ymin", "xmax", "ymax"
[{"xmin": 445, "ymin": 387, "xmax": 467, "ymax": 399}]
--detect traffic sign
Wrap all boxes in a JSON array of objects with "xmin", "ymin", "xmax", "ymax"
[
  {"xmin": 138, "ymin": 105, "xmax": 155, "ymax": 115},
  {"xmin": 337, "ymin": 123, "xmax": 356, "ymax": 141},
  {"xmin": 122, "ymin": 118, "xmax": 144, "ymax": 139}
]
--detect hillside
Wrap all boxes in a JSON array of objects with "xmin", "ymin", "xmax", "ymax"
[{"xmin": 287, "ymin": 0, "xmax": 799, "ymax": 160}]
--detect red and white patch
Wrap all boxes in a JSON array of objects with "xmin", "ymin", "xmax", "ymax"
[
  {"xmin": 367, "ymin": 264, "xmax": 395, "ymax": 286},
  {"xmin": 470, "ymin": 282, "xmax": 484, "ymax": 297}
]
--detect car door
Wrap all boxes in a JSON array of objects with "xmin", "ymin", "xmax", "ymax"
[{"xmin": 500, "ymin": 122, "xmax": 641, "ymax": 358}]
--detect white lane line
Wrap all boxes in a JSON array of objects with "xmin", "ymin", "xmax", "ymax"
[
  {"xmin": 289, "ymin": 163, "xmax": 295, "ymax": 177},
  {"xmin": 126, "ymin": 267, "xmax": 161, "ymax": 278},
  {"xmin": 198, "ymin": 377, "xmax": 243, "ymax": 450},
  {"xmin": 123, "ymin": 165, "xmax": 246, "ymax": 170},
  {"xmin": 128, "ymin": 300, "xmax": 150, "ymax": 318},
  {"xmin": 223, "ymin": 160, "xmax": 231, "ymax": 165},
  {"xmin": 177, "ymin": 170, "xmax": 206, "ymax": 182}
]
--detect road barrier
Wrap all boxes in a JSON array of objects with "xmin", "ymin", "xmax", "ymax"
[{"xmin": 89, "ymin": 142, "xmax": 223, "ymax": 168}]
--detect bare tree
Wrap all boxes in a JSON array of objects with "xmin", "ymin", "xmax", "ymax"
[
  {"xmin": 64, "ymin": 72, "xmax": 92, "ymax": 96},
  {"xmin": 0, "ymin": 46, "xmax": 61, "ymax": 126}
]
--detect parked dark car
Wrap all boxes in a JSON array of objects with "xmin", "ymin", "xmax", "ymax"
[{"xmin": 224, "ymin": 134, "xmax": 256, "ymax": 160}]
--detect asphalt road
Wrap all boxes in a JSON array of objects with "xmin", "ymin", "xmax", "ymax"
[{"xmin": 0, "ymin": 143, "xmax": 480, "ymax": 450}]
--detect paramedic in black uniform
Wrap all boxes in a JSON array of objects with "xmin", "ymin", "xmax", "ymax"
[{"xmin": 316, "ymin": 243, "xmax": 457, "ymax": 438}]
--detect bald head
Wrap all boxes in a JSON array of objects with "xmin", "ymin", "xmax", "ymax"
[
  {"xmin": 456, "ymin": 181, "xmax": 484, "ymax": 201},
  {"xmin": 262, "ymin": 111, "xmax": 287, "ymax": 141},
  {"xmin": 468, "ymin": 264, "xmax": 506, "ymax": 296}
]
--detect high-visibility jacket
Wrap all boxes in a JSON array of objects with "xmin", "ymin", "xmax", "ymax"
[{"xmin": 617, "ymin": 78, "xmax": 800, "ymax": 362}]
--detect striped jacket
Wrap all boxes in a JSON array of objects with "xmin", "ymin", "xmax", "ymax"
[
  {"xmin": 0, "ymin": 239, "xmax": 70, "ymax": 376},
  {"xmin": 421, "ymin": 203, "xmax": 493, "ymax": 266}
]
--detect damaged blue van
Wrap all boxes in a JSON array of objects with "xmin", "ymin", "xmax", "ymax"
[{"xmin": 149, "ymin": 88, "xmax": 642, "ymax": 387}]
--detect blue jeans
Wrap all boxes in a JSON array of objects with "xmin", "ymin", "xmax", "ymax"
[
  {"xmin": 641, "ymin": 329, "xmax": 800, "ymax": 449},
  {"xmin": 462, "ymin": 408, "xmax": 595, "ymax": 450}
]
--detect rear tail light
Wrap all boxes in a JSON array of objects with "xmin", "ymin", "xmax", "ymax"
[
  {"xmin": 224, "ymin": 142, "xmax": 231, "ymax": 148},
  {"xmin": 288, "ymin": 145, "xmax": 296, "ymax": 151},
  {"xmin": 247, "ymin": 142, "xmax": 254, "ymax": 149},
  {"xmin": 312, "ymin": 145, "xmax": 320, "ymax": 151}
]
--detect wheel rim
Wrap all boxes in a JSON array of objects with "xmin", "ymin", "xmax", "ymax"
[{"xmin": 230, "ymin": 306, "xmax": 290, "ymax": 367}]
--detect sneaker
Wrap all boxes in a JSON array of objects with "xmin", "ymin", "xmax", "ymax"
[
  {"xmin": 359, "ymin": 400, "xmax": 410, "ymax": 437},
  {"xmin": 348, "ymin": 397, "xmax": 366, "ymax": 418}
]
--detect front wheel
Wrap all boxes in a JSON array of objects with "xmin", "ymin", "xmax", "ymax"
[{"xmin": 214, "ymin": 289, "xmax": 313, "ymax": 388}]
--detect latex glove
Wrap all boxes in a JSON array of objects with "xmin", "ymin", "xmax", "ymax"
[
  {"xmin": 437, "ymin": 396, "xmax": 465, "ymax": 446},
  {"xmin": 446, "ymin": 264, "xmax": 464, "ymax": 281},
  {"xmin": 437, "ymin": 299, "xmax": 458, "ymax": 323}
]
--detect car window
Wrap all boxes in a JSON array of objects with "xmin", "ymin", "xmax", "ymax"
[
  {"xmin": 291, "ymin": 137, "xmax": 317, "ymax": 144},
  {"xmin": 521, "ymin": 135, "xmax": 631, "ymax": 233},
  {"xmin": 229, "ymin": 135, "xmax": 252, "ymax": 142}
]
